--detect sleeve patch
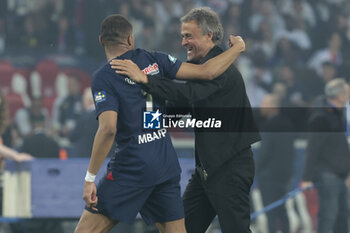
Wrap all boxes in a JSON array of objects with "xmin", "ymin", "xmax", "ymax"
[
  {"xmin": 168, "ymin": 55, "xmax": 177, "ymax": 63},
  {"xmin": 94, "ymin": 91, "xmax": 106, "ymax": 103}
]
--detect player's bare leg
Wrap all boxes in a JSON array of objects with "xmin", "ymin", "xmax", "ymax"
[
  {"xmin": 75, "ymin": 210, "xmax": 118, "ymax": 233},
  {"xmin": 156, "ymin": 218, "xmax": 187, "ymax": 233}
]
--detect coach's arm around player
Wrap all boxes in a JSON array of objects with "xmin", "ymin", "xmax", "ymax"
[{"xmin": 110, "ymin": 35, "xmax": 245, "ymax": 82}]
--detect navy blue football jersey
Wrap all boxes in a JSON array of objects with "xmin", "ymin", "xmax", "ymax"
[{"xmin": 92, "ymin": 49, "xmax": 182, "ymax": 187}]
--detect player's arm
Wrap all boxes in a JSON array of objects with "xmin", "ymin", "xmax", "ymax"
[
  {"xmin": 110, "ymin": 35, "xmax": 244, "ymax": 82},
  {"xmin": 175, "ymin": 35, "xmax": 244, "ymax": 80},
  {"xmin": 87, "ymin": 111, "xmax": 117, "ymax": 175},
  {"xmin": 83, "ymin": 110, "xmax": 117, "ymax": 211}
]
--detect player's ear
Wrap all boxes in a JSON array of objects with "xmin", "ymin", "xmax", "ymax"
[
  {"xmin": 99, "ymin": 35, "xmax": 104, "ymax": 47},
  {"xmin": 127, "ymin": 34, "xmax": 134, "ymax": 48}
]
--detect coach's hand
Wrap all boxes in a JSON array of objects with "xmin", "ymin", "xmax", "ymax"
[
  {"xmin": 110, "ymin": 59, "xmax": 148, "ymax": 84},
  {"xmin": 228, "ymin": 35, "xmax": 245, "ymax": 53},
  {"xmin": 83, "ymin": 182, "xmax": 98, "ymax": 211}
]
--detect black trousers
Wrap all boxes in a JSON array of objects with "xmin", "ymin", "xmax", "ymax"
[{"xmin": 183, "ymin": 148, "xmax": 255, "ymax": 233}]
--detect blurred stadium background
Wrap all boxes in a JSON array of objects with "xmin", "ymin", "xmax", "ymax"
[{"xmin": 0, "ymin": 0, "xmax": 350, "ymax": 232}]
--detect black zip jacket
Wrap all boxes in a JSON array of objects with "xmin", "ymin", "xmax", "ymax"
[{"xmin": 303, "ymin": 99, "xmax": 350, "ymax": 180}]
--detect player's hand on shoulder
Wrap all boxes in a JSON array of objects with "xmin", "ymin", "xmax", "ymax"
[
  {"xmin": 110, "ymin": 59, "xmax": 148, "ymax": 84},
  {"xmin": 228, "ymin": 35, "xmax": 245, "ymax": 53},
  {"xmin": 83, "ymin": 182, "xmax": 98, "ymax": 211}
]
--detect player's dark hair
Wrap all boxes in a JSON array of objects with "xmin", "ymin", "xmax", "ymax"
[{"xmin": 100, "ymin": 14, "xmax": 133, "ymax": 47}]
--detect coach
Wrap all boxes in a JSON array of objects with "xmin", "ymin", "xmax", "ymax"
[{"xmin": 112, "ymin": 7, "xmax": 260, "ymax": 233}]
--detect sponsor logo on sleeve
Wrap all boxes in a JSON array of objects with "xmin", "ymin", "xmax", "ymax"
[
  {"xmin": 94, "ymin": 91, "xmax": 106, "ymax": 103},
  {"xmin": 168, "ymin": 55, "xmax": 177, "ymax": 63},
  {"xmin": 142, "ymin": 63, "xmax": 159, "ymax": 75}
]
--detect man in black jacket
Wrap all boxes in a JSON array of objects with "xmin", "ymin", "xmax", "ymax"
[
  {"xmin": 112, "ymin": 7, "xmax": 260, "ymax": 233},
  {"xmin": 302, "ymin": 78, "xmax": 350, "ymax": 233}
]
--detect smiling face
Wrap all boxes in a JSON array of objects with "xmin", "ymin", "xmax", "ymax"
[{"xmin": 181, "ymin": 20, "xmax": 215, "ymax": 63}]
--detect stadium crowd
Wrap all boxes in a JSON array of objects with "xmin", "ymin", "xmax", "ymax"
[{"xmin": 0, "ymin": 0, "xmax": 349, "ymax": 121}]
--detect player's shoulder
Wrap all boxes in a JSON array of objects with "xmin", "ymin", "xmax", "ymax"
[
  {"xmin": 92, "ymin": 62, "xmax": 118, "ymax": 84},
  {"xmin": 138, "ymin": 48, "xmax": 172, "ymax": 60},
  {"xmin": 134, "ymin": 48, "xmax": 161, "ymax": 61},
  {"xmin": 133, "ymin": 48, "xmax": 180, "ymax": 65},
  {"xmin": 94, "ymin": 62, "xmax": 114, "ymax": 77},
  {"xmin": 135, "ymin": 48, "xmax": 150, "ymax": 55}
]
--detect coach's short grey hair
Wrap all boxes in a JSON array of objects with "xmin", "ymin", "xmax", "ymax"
[
  {"xmin": 181, "ymin": 7, "xmax": 224, "ymax": 45},
  {"xmin": 325, "ymin": 78, "xmax": 347, "ymax": 98}
]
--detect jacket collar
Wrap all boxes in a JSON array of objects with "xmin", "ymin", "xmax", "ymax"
[{"xmin": 199, "ymin": 46, "xmax": 223, "ymax": 64}]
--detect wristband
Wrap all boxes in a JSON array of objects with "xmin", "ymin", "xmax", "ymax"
[{"xmin": 85, "ymin": 171, "xmax": 96, "ymax": 182}]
